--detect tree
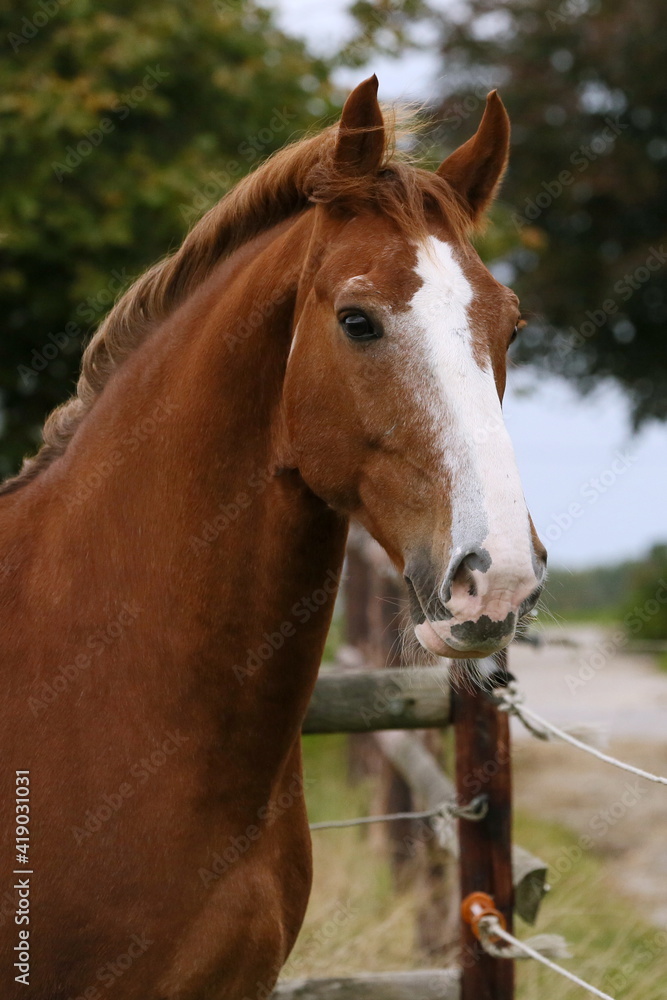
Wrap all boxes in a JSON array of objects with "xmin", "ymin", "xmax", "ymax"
[
  {"xmin": 621, "ymin": 544, "xmax": 667, "ymax": 641},
  {"xmin": 0, "ymin": 0, "xmax": 331, "ymax": 474},
  {"xmin": 349, "ymin": 0, "xmax": 667, "ymax": 427}
]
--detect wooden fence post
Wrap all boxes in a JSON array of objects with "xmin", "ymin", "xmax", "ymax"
[
  {"xmin": 376, "ymin": 565, "xmax": 419, "ymax": 884},
  {"xmin": 453, "ymin": 654, "xmax": 514, "ymax": 1000},
  {"xmin": 343, "ymin": 528, "xmax": 378, "ymax": 785}
]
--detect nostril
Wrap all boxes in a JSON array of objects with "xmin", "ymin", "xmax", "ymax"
[
  {"xmin": 452, "ymin": 555, "xmax": 477, "ymax": 599},
  {"xmin": 443, "ymin": 548, "xmax": 490, "ymax": 604}
]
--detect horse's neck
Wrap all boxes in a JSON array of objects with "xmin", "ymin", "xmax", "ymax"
[{"xmin": 13, "ymin": 214, "xmax": 347, "ymax": 752}]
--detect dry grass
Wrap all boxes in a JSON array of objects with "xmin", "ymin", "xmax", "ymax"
[{"xmin": 291, "ymin": 734, "xmax": 667, "ymax": 999}]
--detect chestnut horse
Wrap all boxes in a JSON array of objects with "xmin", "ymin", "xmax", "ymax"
[{"xmin": 0, "ymin": 77, "xmax": 545, "ymax": 999}]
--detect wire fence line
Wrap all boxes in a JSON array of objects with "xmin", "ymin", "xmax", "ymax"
[
  {"xmin": 478, "ymin": 916, "xmax": 615, "ymax": 1000},
  {"xmin": 304, "ymin": 672, "xmax": 667, "ymax": 1000},
  {"xmin": 493, "ymin": 680, "xmax": 667, "ymax": 786},
  {"xmin": 309, "ymin": 793, "xmax": 487, "ymax": 831}
]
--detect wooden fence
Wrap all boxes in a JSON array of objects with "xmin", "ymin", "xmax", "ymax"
[{"xmin": 273, "ymin": 531, "xmax": 549, "ymax": 1000}]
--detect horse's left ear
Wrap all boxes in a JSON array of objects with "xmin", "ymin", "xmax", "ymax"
[
  {"xmin": 436, "ymin": 91, "xmax": 510, "ymax": 223},
  {"xmin": 334, "ymin": 75, "xmax": 385, "ymax": 176}
]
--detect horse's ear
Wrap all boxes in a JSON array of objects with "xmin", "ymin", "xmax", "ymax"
[
  {"xmin": 334, "ymin": 75, "xmax": 385, "ymax": 175},
  {"xmin": 436, "ymin": 91, "xmax": 510, "ymax": 223}
]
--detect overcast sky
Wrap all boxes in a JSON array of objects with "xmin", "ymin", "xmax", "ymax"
[{"xmin": 272, "ymin": 0, "xmax": 666, "ymax": 569}]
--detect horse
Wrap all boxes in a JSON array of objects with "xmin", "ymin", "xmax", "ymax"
[{"xmin": 0, "ymin": 76, "xmax": 546, "ymax": 999}]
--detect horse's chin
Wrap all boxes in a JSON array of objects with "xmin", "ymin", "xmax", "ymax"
[{"xmin": 414, "ymin": 619, "xmax": 513, "ymax": 660}]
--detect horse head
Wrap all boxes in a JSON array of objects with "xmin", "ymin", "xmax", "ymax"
[{"xmin": 280, "ymin": 76, "xmax": 546, "ymax": 658}]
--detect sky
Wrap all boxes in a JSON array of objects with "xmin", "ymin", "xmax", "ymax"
[{"xmin": 272, "ymin": 0, "xmax": 666, "ymax": 569}]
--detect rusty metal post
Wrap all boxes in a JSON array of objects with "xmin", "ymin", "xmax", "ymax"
[{"xmin": 453, "ymin": 654, "xmax": 514, "ymax": 1000}]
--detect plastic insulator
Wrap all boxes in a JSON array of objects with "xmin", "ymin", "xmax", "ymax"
[{"xmin": 461, "ymin": 891, "xmax": 507, "ymax": 942}]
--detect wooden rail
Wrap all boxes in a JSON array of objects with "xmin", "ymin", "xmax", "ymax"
[
  {"xmin": 302, "ymin": 666, "xmax": 451, "ymax": 733},
  {"xmin": 274, "ymin": 968, "xmax": 461, "ymax": 998}
]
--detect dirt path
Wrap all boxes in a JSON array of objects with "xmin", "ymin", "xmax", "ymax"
[
  {"xmin": 510, "ymin": 626, "xmax": 667, "ymax": 926},
  {"xmin": 510, "ymin": 624, "xmax": 667, "ymax": 739}
]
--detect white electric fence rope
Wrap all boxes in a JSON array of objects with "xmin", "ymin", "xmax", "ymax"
[
  {"xmin": 494, "ymin": 681, "xmax": 667, "ymax": 786},
  {"xmin": 309, "ymin": 794, "xmax": 487, "ymax": 831},
  {"xmin": 478, "ymin": 915, "xmax": 616, "ymax": 1000}
]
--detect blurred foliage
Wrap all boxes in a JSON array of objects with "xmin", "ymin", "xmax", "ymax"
[
  {"xmin": 543, "ymin": 562, "xmax": 635, "ymax": 623},
  {"xmin": 5, "ymin": 0, "xmax": 667, "ymax": 477},
  {"xmin": 620, "ymin": 544, "xmax": 667, "ymax": 640},
  {"xmin": 352, "ymin": 0, "xmax": 667, "ymax": 428},
  {"xmin": 543, "ymin": 544, "xmax": 667, "ymax": 640},
  {"xmin": 337, "ymin": 0, "xmax": 432, "ymax": 65},
  {"xmin": 0, "ymin": 0, "xmax": 332, "ymax": 474}
]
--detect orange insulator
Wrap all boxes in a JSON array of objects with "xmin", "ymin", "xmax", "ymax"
[{"xmin": 461, "ymin": 891, "xmax": 507, "ymax": 942}]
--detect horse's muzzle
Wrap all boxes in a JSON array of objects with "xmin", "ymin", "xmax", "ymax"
[{"xmin": 405, "ymin": 551, "xmax": 545, "ymax": 659}]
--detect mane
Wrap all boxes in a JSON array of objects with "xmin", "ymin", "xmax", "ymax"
[{"xmin": 0, "ymin": 108, "xmax": 472, "ymax": 496}]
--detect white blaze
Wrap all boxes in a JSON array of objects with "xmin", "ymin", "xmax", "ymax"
[{"xmin": 408, "ymin": 236, "xmax": 536, "ymax": 620}]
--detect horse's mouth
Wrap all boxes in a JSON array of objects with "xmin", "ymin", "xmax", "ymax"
[
  {"xmin": 414, "ymin": 615, "xmax": 515, "ymax": 659},
  {"xmin": 405, "ymin": 576, "xmax": 542, "ymax": 660}
]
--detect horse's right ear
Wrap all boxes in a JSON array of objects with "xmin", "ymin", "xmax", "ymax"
[
  {"xmin": 436, "ymin": 91, "xmax": 510, "ymax": 224},
  {"xmin": 334, "ymin": 75, "xmax": 385, "ymax": 176}
]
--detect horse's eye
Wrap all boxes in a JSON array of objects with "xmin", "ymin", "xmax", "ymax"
[
  {"xmin": 340, "ymin": 311, "xmax": 381, "ymax": 342},
  {"xmin": 509, "ymin": 319, "xmax": 525, "ymax": 348}
]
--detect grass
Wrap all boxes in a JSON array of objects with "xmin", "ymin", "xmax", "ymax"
[
  {"xmin": 291, "ymin": 734, "xmax": 667, "ymax": 999},
  {"xmin": 513, "ymin": 812, "xmax": 667, "ymax": 999},
  {"xmin": 289, "ymin": 734, "xmax": 417, "ymax": 979}
]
